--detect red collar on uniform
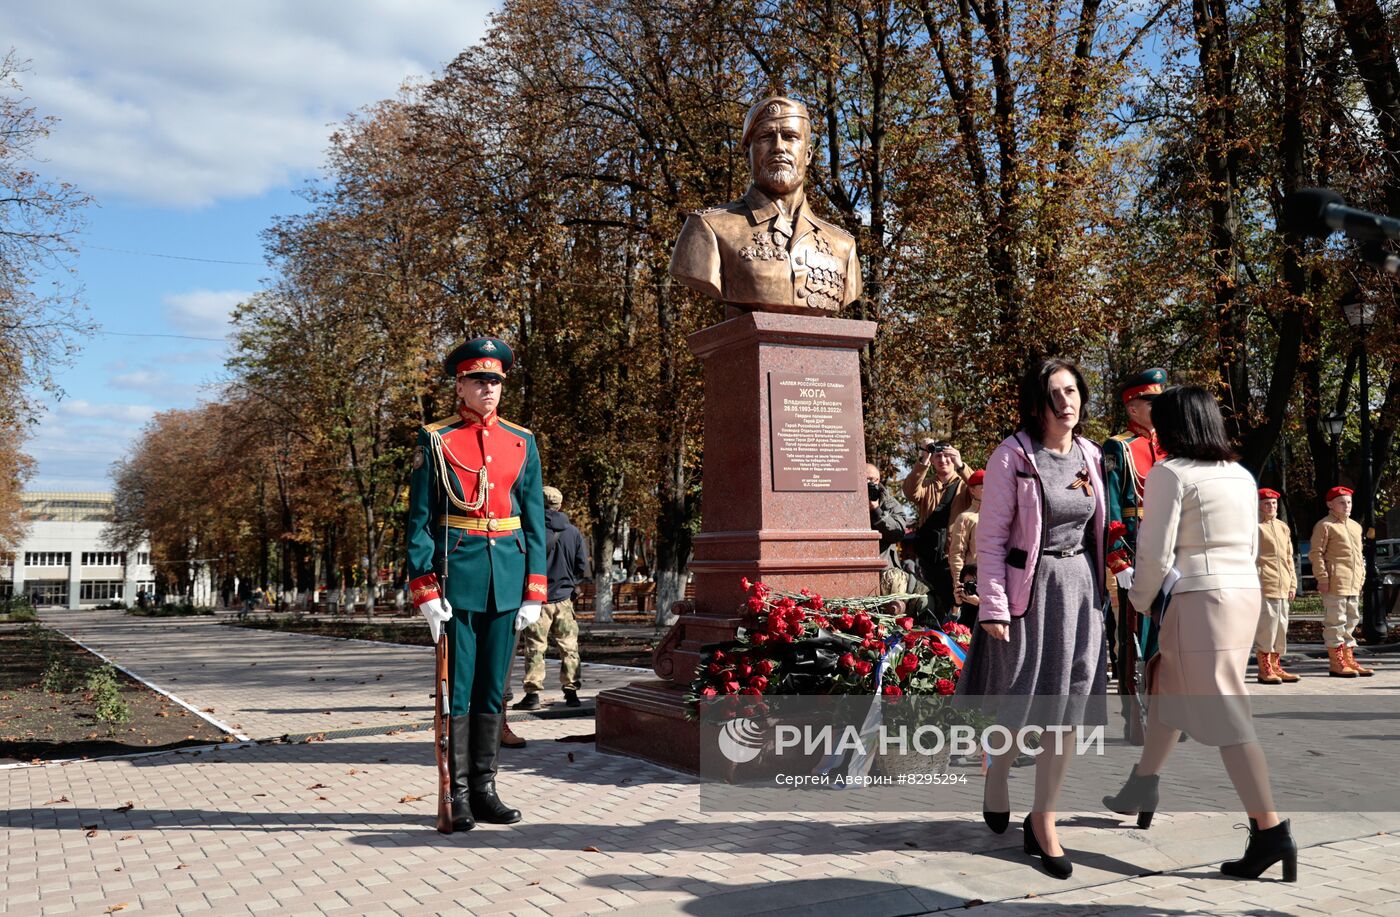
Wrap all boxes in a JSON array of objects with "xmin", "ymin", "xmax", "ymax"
[
  {"xmin": 458, "ymin": 405, "xmax": 498, "ymax": 427},
  {"xmin": 1127, "ymin": 420, "xmax": 1156, "ymax": 444}
]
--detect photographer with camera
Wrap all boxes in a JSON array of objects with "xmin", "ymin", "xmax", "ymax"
[
  {"xmin": 903, "ymin": 439, "xmax": 972, "ymax": 619},
  {"xmin": 866, "ymin": 463, "xmax": 909, "ymax": 560}
]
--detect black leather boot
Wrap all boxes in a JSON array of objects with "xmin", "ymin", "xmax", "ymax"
[
  {"xmin": 468, "ymin": 713, "xmax": 522, "ymax": 824},
  {"xmin": 1221, "ymin": 818, "xmax": 1297, "ymax": 882},
  {"xmin": 448, "ymin": 714, "xmax": 475, "ymax": 831},
  {"xmin": 1102, "ymin": 764, "xmax": 1160, "ymax": 829}
]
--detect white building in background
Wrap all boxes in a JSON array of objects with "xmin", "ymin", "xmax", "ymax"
[{"xmin": 0, "ymin": 492, "xmax": 156, "ymax": 609}]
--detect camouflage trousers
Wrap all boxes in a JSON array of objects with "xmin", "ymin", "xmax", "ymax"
[{"xmin": 521, "ymin": 598, "xmax": 581, "ymax": 692}]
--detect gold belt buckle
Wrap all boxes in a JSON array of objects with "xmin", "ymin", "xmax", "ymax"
[{"xmin": 487, "ymin": 518, "xmax": 500, "ymax": 532}]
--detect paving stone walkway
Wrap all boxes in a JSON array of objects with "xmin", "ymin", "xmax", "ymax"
[{"xmin": 5, "ymin": 611, "xmax": 1399, "ymax": 915}]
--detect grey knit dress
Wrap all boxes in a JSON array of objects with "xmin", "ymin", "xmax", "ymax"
[{"xmin": 956, "ymin": 441, "xmax": 1108, "ymax": 727}]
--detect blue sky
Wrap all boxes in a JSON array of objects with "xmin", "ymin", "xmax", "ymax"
[{"xmin": 7, "ymin": 1, "xmax": 498, "ymax": 491}]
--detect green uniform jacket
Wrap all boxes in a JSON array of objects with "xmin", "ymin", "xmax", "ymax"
[{"xmin": 406, "ymin": 409, "xmax": 547, "ymax": 613}]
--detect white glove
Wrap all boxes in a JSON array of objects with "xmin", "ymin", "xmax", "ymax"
[
  {"xmin": 515, "ymin": 600, "xmax": 543, "ymax": 633},
  {"xmin": 1115, "ymin": 567, "xmax": 1135, "ymax": 591},
  {"xmin": 420, "ymin": 597, "xmax": 453, "ymax": 642}
]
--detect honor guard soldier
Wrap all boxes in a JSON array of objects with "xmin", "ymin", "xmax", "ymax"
[
  {"xmin": 1103, "ymin": 367, "xmax": 1167, "ymax": 742},
  {"xmin": 408, "ymin": 337, "xmax": 547, "ymax": 831},
  {"xmin": 669, "ymin": 96, "xmax": 862, "ymax": 316}
]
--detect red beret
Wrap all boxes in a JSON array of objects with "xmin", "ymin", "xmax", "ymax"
[
  {"xmin": 1257, "ymin": 488, "xmax": 1281, "ymax": 500},
  {"xmin": 1327, "ymin": 486, "xmax": 1354, "ymax": 502},
  {"xmin": 968, "ymin": 470, "xmax": 985, "ymax": 486}
]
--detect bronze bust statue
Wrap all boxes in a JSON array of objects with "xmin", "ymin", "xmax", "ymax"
[{"xmin": 669, "ymin": 96, "xmax": 862, "ymax": 316}]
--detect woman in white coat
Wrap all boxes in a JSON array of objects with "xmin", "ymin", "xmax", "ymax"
[{"xmin": 1102, "ymin": 386, "xmax": 1295, "ymax": 882}]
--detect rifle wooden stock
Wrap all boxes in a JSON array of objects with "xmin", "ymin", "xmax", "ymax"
[{"xmin": 434, "ymin": 633, "xmax": 452, "ymax": 833}]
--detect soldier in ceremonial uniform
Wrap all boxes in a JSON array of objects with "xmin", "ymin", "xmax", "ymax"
[
  {"xmin": 408, "ymin": 337, "xmax": 547, "ymax": 830},
  {"xmin": 670, "ymin": 96, "xmax": 862, "ymax": 316},
  {"xmin": 1103, "ymin": 368, "xmax": 1167, "ymax": 740}
]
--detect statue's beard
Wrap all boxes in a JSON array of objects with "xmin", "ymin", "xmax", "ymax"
[{"xmin": 757, "ymin": 164, "xmax": 803, "ymax": 195}]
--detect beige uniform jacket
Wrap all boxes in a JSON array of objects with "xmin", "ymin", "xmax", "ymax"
[
  {"xmin": 669, "ymin": 187, "xmax": 861, "ymax": 314},
  {"xmin": 1309, "ymin": 514, "xmax": 1365, "ymax": 597},
  {"xmin": 902, "ymin": 462, "xmax": 972, "ymax": 526},
  {"xmin": 948, "ymin": 504, "xmax": 980, "ymax": 584},
  {"xmin": 1256, "ymin": 518, "xmax": 1297, "ymax": 600}
]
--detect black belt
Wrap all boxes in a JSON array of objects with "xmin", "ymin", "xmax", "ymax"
[{"xmin": 1041, "ymin": 547, "xmax": 1086, "ymax": 559}]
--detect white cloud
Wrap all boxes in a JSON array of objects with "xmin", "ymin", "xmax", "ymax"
[
  {"xmin": 55, "ymin": 400, "xmax": 158, "ymax": 423},
  {"xmin": 5, "ymin": 1, "xmax": 498, "ymax": 207},
  {"xmin": 109, "ymin": 369, "xmax": 177, "ymax": 394},
  {"xmin": 162, "ymin": 289, "xmax": 251, "ymax": 336}
]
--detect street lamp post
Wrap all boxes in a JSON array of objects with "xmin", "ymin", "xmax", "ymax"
[{"xmin": 1342, "ymin": 297, "xmax": 1389, "ymax": 644}]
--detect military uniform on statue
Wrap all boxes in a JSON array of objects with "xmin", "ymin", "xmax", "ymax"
[
  {"xmin": 1102, "ymin": 368, "xmax": 1167, "ymax": 744},
  {"xmin": 408, "ymin": 337, "xmax": 548, "ymax": 832}
]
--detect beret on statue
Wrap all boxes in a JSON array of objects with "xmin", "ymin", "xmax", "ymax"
[
  {"xmin": 444, "ymin": 337, "xmax": 514, "ymax": 381},
  {"xmin": 740, "ymin": 96, "xmax": 810, "ymax": 148}
]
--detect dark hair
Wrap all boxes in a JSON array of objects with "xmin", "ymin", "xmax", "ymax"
[
  {"xmin": 1018, "ymin": 357, "xmax": 1091, "ymax": 441},
  {"xmin": 1151, "ymin": 385, "xmax": 1237, "ymax": 461}
]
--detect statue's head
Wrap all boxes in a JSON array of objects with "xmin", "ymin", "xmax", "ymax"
[{"xmin": 741, "ymin": 96, "xmax": 812, "ymax": 198}]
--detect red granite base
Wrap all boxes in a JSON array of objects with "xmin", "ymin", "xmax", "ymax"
[{"xmin": 595, "ymin": 311, "xmax": 883, "ymax": 773}]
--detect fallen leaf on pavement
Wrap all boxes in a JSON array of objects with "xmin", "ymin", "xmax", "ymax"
[
  {"xmin": 114, "ymin": 802, "xmax": 134, "ymax": 813},
  {"xmin": 104, "ymin": 904, "xmax": 128, "ymax": 913},
  {"xmin": 43, "ymin": 796, "xmax": 69, "ymax": 805},
  {"xmin": 307, "ymin": 783, "xmax": 327, "ymax": 790},
  {"xmin": 582, "ymin": 845, "xmax": 602, "ymax": 853},
  {"xmin": 399, "ymin": 795, "xmax": 425, "ymax": 803},
  {"xmin": 200, "ymin": 707, "xmax": 215, "ymax": 713},
  {"xmin": 84, "ymin": 826, "xmax": 100, "ymax": 837}
]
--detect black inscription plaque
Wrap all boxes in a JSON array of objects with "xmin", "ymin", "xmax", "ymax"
[{"xmin": 768, "ymin": 371, "xmax": 860, "ymax": 491}]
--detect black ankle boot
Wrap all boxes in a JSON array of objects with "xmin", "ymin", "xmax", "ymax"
[
  {"xmin": 1102, "ymin": 764, "xmax": 1160, "ymax": 829},
  {"xmin": 982, "ymin": 778, "xmax": 1009, "ymax": 834},
  {"xmin": 448, "ymin": 714, "xmax": 475, "ymax": 831},
  {"xmin": 1221, "ymin": 819, "xmax": 1297, "ymax": 882},
  {"xmin": 468, "ymin": 713, "xmax": 522, "ymax": 824},
  {"xmin": 1022, "ymin": 814, "xmax": 1072, "ymax": 879}
]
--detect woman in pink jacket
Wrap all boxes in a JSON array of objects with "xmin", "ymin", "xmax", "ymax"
[{"xmin": 956, "ymin": 356, "xmax": 1108, "ymax": 880}]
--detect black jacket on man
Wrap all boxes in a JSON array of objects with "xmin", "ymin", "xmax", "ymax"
[{"xmin": 545, "ymin": 508, "xmax": 591, "ymax": 603}]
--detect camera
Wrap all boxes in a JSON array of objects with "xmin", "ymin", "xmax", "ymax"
[
  {"xmin": 867, "ymin": 481, "xmax": 882, "ymax": 501},
  {"xmin": 925, "ymin": 441, "xmax": 952, "ymax": 455},
  {"xmin": 961, "ymin": 579, "xmax": 977, "ymax": 597}
]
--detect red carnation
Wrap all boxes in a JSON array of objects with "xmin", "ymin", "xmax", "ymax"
[
  {"xmin": 837, "ymin": 613, "xmax": 856, "ymax": 631},
  {"xmin": 896, "ymin": 616, "xmax": 914, "ymax": 631},
  {"xmin": 700, "ymin": 686, "xmax": 718, "ymax": 698},
  {"xmin": 751, "ymin": 632, "xmax": 769, "ymax": 646},
  {"xmin": 712, "ymin": 650, "xmax": 727, "ymax": 664},
  {"xmin": 882, "ymin": 684, "xmax": 903, "ymax": 697},
  {"xmin": 1107, "ymin": 520, "xmax": 1128, "ymax": 545},
  {"xmin": 936, "ymin": 678, "xmax": 955, "ymax": 696},
  {"xmin": 723, "ymin": 680, "xmax": 740, "ymax": 694},
  {"xmin": 746, "ymin": 597, "xmax": 764, "ymax": 613},
  {"xmin": 839, "ymin": 652, "xmax": 856, "ymax": 670},
  {"xmin": 706, "ymin": 662, "xmax": 722, "ymax": 676},
  {"xmin": 741, "ymin": 577, "xmax": 753, "ymax": 593}
]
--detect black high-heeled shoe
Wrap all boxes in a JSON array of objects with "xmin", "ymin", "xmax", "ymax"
[
  {"xmin": 1102, "ymin": 764, "xmax": 1159, "ymax": 829},
  {"xmin": 1221, "ymin": 818, "xmax": 1297, "ymax": 882},
  {"xmin": 1022, "ymin": 814, "xmax": 1072, "ymax": 879},
  {"xmin": 983, "ymin": 778, "xmax": 1009, "ymax": 834}
]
